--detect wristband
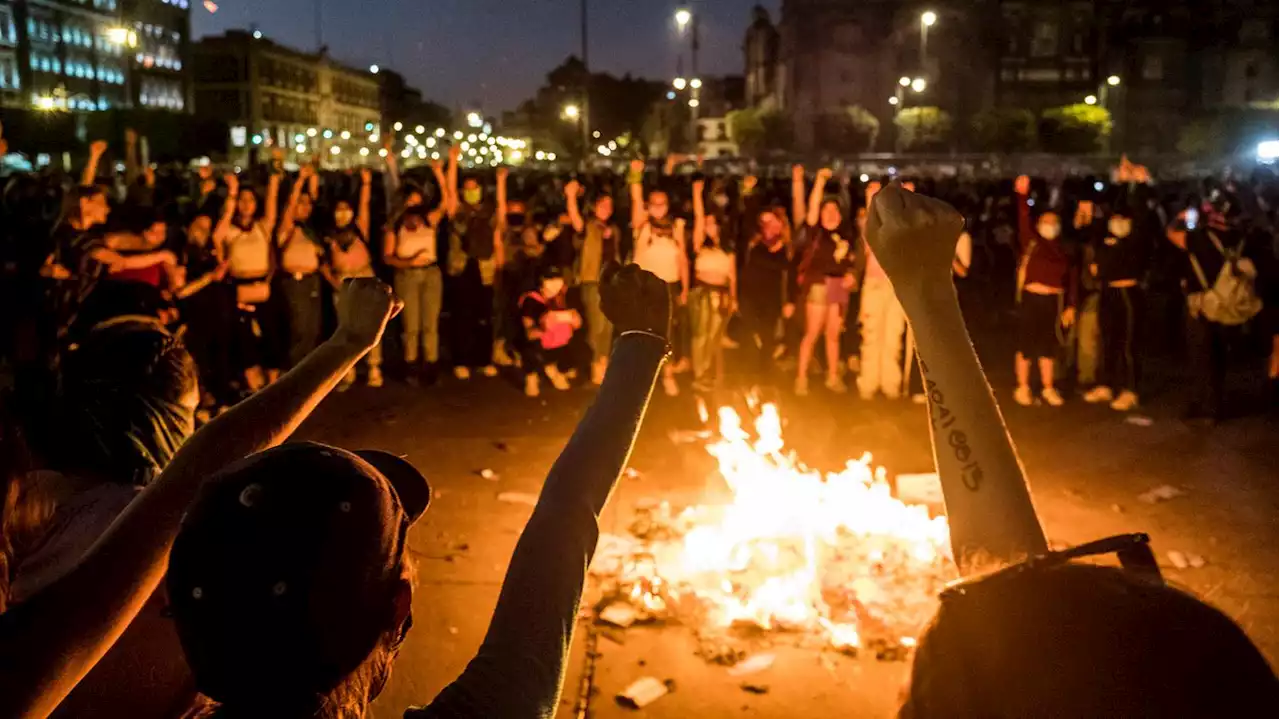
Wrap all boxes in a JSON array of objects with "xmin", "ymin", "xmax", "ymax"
[{"xmin": 626, "ymin": 168, "xmax": 643, "ymax": 186}]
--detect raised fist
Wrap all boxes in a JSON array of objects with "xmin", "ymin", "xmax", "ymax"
[
  {"xmin": 743, "ymin": 175, "xmax": 758, "ymax": 192},
  {"xmin": 815, "ymin": 167, "xmax": 833, "ymax": 183},
  {"xmin": 89, "ymin": 140, "xmax": 108, "ymax": 157},
  {"xmin": 791, "ymin": 164, "xmax": 804, "ymax": 180},
  {"xmin": 448, "ymin": 144, "xmax": 461, "ymax": 161},
  {"xmin": 1014, "ymin": 175, "xmax": 1030, "ymax": 196},
  {"xmin": 335, "ymin": 277, "xmax": 402, "ymax": 351},
  {"xmin": 223, "ymin": 173, "xmax": 239, "ymax": 193},
  {"xmin": 496, "ymin": 166, "xmax": 509, "ymax": 182},
  {"xmin": 298, "ymin": 164, "xmax": 315, "ymax": 180},
  {"xmin": 866, "ymin": 183, "xmax": 965, "ymax": 291},
  {"xmin": 629, "ymin": 158, "xmax": 645, "ymax": 175},
  {"xmin": 360, "ymin": 167, "xmax": 372, "ymax": 184},
  {"xmin": 599, "ymin": 262, "xmax": 671, "ymax": 340},
  {"xmin": 564, "ymin": 179, "xmax": 581, "ymax": 197}
]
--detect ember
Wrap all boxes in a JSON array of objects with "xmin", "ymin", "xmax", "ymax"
[{"xmin": 591, "ymin": 403, "xmax": 956, "ymax": 658}]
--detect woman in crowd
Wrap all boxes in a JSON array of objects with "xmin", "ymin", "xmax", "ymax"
[
  {"xmin": 1082, "ymin": 204, "xmax": 1149, "ymax": 412},
  {"xmin": 689, "ymin": 175, "xmax": 737, "ymax": 395},
  {"xmin": 629, "ymin": 158, "xmax": 688, "ymax": 397},
  {"xmin": 737, "ymin": 180, "xmax": 792, "ymax": 386},
  {"xmin": 565, "ymin": 180, "xmax": 621, "ymax": 385},
  {"xmin": 275, "ymin": 164, "xmax": 325, "ymax": 370},
  {"xmin": 446, "ymin": 147, "xmax": 504, "ymax": 380},
  {"xmin": 1013, "ymin": 176, "xmax": 1075, "ymax": 407},
  {"xmin": 791, "ymin": 166, "xmax": 855, "ymax": 396},
  {"xmin": 517, "ymin": 267, "xmax": 581, "ymax": 397},
  {"xmin": 384, "ymin": 157, "xmax": 450, "ymax": 382},
  {"xmin": 322, "ymin": 168, "xmax": 382, "ymax": 390},
  {"xmin": 175, "ymin": 213, "xmax": 233, "ymax": 413},
  {"xmin": 213, "ymin": 170, "xmax": 282, "ymax": 393}
]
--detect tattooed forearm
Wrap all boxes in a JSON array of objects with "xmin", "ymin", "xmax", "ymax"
[{"xmin": 920, "ymin": 359, "xmax": 984, "ymax": 491}]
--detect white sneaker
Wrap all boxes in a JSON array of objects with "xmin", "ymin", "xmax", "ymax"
[
  {"xmin": 1083, "ymin": 386, "xmax": 1114, "ymax": 404},
  {"xmin": 591, "ymin": 359, "xmax": 607, "ymax": 386},
  {"xmin": 795, "ymin": 376, "xmax": 809, "ymax": 397},
  {"xmin": 663, "ymin": 374, "xmax": 680, "ymax": 397},
  {"xmin": 1013, "ymin": 386, "xmax": 1033, "ymax": 406},
  {"xmin": 453, "ymin": 366, "xmax": 471, "ymax": 380},
  {"xmin": 1110, "ymin": 390, "xmax": 1139, "ymax": 412},
  {"xmin": 524, "ymin": 374, "xmax": 540, "ymax": 397},
  {"xmin": 367, "ymin": 367, "xmax": 383, "ymax": 388},
  {"xmin": 480, "ymin": 365, "xmax": 499, "ymax": 378},
  {"xmin": 545, "ymin": 366, "xmax": 570, "ymax": 391},
  {"xmin": 1041, "ymin": 387, "xmax": 1065, "ymax": 407}
]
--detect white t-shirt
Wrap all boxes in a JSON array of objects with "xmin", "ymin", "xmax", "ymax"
[
  {"xmin": 225, "ymin": 223, "xmax": 271, "ymax": 278},
  {"xmin": 396, "ymin": 224, "xmax": 437, "ymax": 265},
  {"xmin": 695, "ymin": 246, "xmax": 733, "ymax": 286}
]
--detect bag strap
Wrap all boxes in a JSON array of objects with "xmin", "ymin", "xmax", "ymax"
[{"xmin": 1188, "ymin": 252, "xmax": 1212, "ymax": 291}]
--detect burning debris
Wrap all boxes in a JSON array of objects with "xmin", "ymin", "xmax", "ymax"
[{"xmin": 590, "ymin": 403, "xmax": 956, "ymax": 662}]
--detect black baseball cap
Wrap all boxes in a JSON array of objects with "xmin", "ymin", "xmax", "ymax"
[{"xmin": 167, "ymin": 441, "xmax": 430, "ymax": 704}]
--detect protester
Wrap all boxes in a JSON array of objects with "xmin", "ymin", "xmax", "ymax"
[
  {"xmin": 322, "ymin": 169, "xmax": 382, "ymax": 390},
  {"xmin": 689, "ymin": 175, "xmax": 737, "ymax": 394},
  {"xmin": 446, "ymin": 146, "xmax": 504, "ymax": 380},
  {"xmin": 161, "ymin": 264, "xmax": 669, "ymax": 717},
  {"xmin": 385, "ymin": 157, "xmax": 450, "ymax": 383},
  {"xmin": 1082, "ymin": 204, "xmax": 1149, "ymax": 411},
  {"xmin": 517, "ymin": 267, "xmax": 582, "ymax": 397},
  {"xmin": 629, "ymin": 158, "xmax": 688, "ymax": 396},
  {"xmin": 565, "ymin": 179, "xmax": 621, "ymax": 385},
  {"xmin": 792, "ymin": 166, "xmax": 856, "ymax": 396},
  {"xmin": 1012, "ymin": 176, "xmax": 1076, "ymax": 407},
  {"xmin": 737, "ymin": 194, "xmax": 793, "ymax": 386},
  {"xmin": 275, "ymin": 164, "xmax": 325, "ymax": 370}
]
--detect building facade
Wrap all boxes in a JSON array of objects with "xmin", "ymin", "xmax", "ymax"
[
  {"xmin": 0, "ymin": 0, "xmax": 189, "ymax": 112},
  {"xmin": 192, "ymin": 30, "xmax": 381, "ymax": 166}
]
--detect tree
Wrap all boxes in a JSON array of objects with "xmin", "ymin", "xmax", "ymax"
[
  {"xmin": 1039, "ymin": 104, "xmax": 1112, "ymax": 154},
  {"xmin": 845, "ymin": 105, "xmax": 880, "ymax": 152},
  {"xmin": 894, "ymin": 107, "xmax": 952, "ymax": 152},
  {"xmin": 970, "ymin": 108, "xmax": 1037, "ymax": 152},
  {"xmin": 1177, "ymin": 108, "xmax": 1280, "ymax": 158},
  {"xmin": 727, "ymin": 108, "xmax": 766, "ymax": 155}
]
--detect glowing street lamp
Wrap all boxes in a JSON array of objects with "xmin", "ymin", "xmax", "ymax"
[
  {"xmin": 466, "ymin": 112, "xmax": 483, "ymax": 128},
  {"xmin": 1107, "ymin": 75, "xmax": 1121, "ymax": 87},
  {"xmin": 911, "ymin": 77, "xmax": 927, "ymax": 93},
  {"xmin": 688, "ymin": 98, "xmax": 700, "ymax": 108},
  {"xmin": 1085, "ymin": 94, "xmax": 1098, "ymax": 105},
  {"xmin": 689, "ymin": 78, "xmax": 702, "ymax": 89},
  {"xmin": 889, "ymin": 96, "xmax": 900, "ymax": 106},
  {"xmin": 106, "ymin": 27, "xmax": 138, "ymax": 47},
  {"xmin": 921, "ymin": 10, "xmax": 937, "ymax": 27},
  {"xmin": 369, "ymin": 64, "xmax": 379, "ymax": 74},
  {"xmin": 562, "ymin": 104, "xmax": 581, "ymax": 120},
  {"xmin": 673, "ymin": 77, "xmax": 687, "ymax": 90},
  {"xmin": 899, "ymin": 76, "xmax": 911, "ymax": 87},
  {"xmin": 675, "ymin": 8, "xmax": 692, "ymax": 30}
]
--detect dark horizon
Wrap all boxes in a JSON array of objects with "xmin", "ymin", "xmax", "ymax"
[{"xmin": 192, "ymin": 0, "xmax": 779, "ymax": 114}]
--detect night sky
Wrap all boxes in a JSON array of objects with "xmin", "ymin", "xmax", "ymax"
[{"xmin": 193, "ymin": 0, "xmax": 779, "ymax": 113}]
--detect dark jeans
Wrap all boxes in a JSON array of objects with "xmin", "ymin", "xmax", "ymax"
[
  {"xmin": 521, "ymin": 341, "xmax": 571, "ymax": 376},
  {"xmin": 1186, "ymin": 314, "xmax": 1230, "ymax": 417},
  {"xmin": 738, "ymin": 302, "xmax": 781, "ymax": 383},
  {"xmin": 181, "ymin": 284, "xmax": 236, "ymax": 403},
  {"xmin": 279, "ymin": 272, "xmax": 323, "ymax": 369},
  {"xmin": 448, "ymin": 261, "xmax": 495, "ymax": 368},
  {"xmin": 1099, "ymin": 285, "xmax": 1143, "ymax": 392}
]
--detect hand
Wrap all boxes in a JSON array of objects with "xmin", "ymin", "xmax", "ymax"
[
  {"xmin": 335, "ymin": 277, "xmax": 402, "ymax": 350},
  {"xmin": 629, "ymin": 158, "xmax": 645, "ymax": 176},
  {"xmin": 1061, "ymin": 307, "xmax": 1076, "ymax": 327},
  {"xmin": 692, "ymin": 178, "xmax": 705, "ymax": 194},
  {"xmin": 564, "ymin": 179, "xmax": 581, "ymax": 198},
  {"xmin": 212, "ymin": 262, "xmax": 230, "ymax": 281},
  {"xmin": 124, "ymin": 129, "xmax": 138, "ymax": 146},
  {"xmin": 496, "ymin": 166, "xmax": 509, "ymax": 182},
  {"xmin": 791, "ymin": 164, "xmax": 805, "ymax": 181},
  {"xmin": 866, "ymin": 183, "xmax": 965, "ymax": 291},
  {"xmin": 430, "ymin": 158, "xmax": 443, "ymax": 173},
  {"xmin": 842, "ymin": 273, "xmax": 855, "ymax": 290},
  {"xmin": 89, "ymin": 140, "xmax": 108, "ymax": 157},
  {"xmin": 360, "ymin": 167, "xmax": 372, "ymax": 185},
  {"xmin": 298, "ymin": 164, "xmax": 315, "ymax": 181},
  {"xmin": 599, "ymin": 262, "xmax": 672, "ymax": 340},
  {"xmin": 143, "ymin": 166, "xmax": 156, "ymax": 187},
  {"xmin": 743, "ymin": 175, "xmax": 758, "ymax": 193},
  {"xmin": 815, "ymin": 167, "xmax": 833, "ymax": 184},
  {"xmin": 448, "ymin": 144, "xmax": 461, "ymax": 161},
  {"xmin": 223, "ymin": 173, "xmax": 239, "ymax": 194},
  {"xmin": 1014, "ymin": 175, "xmax": 1030, "ymax": 196},
  {"xmin": 782, "ymin": 303, "xmax": 795, "ymax": 319}
]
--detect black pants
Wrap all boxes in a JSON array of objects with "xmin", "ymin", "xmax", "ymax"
[
  {"xmin": 447, "ymin": 261, "xmax": 495, "ymax": 368},
  {"xmin": 521, "ymin": 341, "xmax": 571, "ymax": 376},
  {"xmin": 279, "ymin": 273, "xmax": 323, "ymax": 369},
  {"xmin": 235, "ymin": 297, "xmax": 286, "ymax": 372},
  {"xmin": 1099, "ymin": 285, "xmax": 1143, "ymax": 392},
  {"xmin": 1186, "ymin": 315, "xmax": 1230, "ymax": 417},
  {"xmin": 182, "ymin": 284, "xmax": 236, "ymax": 403},
  {"xmin": 738, "ymin": 302, "xmax": 781, "ymax": 383}
]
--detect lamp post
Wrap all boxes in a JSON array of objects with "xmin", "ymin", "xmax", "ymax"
[
  {"xmin": 562, "ymin": 103, "xmax": 583, "ymax": 161},
  {"xmin": 920, "ymin": 10, "xmax": 937, "ymax": 70}
]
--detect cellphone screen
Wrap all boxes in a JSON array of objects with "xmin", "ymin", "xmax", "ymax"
[{"xmin": 1185, "ymin": 208, "xmax": 1199, "ymax": 229}]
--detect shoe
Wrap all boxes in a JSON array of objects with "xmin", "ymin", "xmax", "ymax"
[
  {"xmin": 912, "ymin": 393, "xmax": 928, "ymax": 404},
  {"xmin": 480, "ymin": 365, "xmax": 498, "ymax": 378},
  {"xmin": 663, "ymin": 374, "xmax": 680, "ymax": 397},
  {"xmin": 795, "ymin": 376, "xmax": 809, "ymax": 397},
  {"xmin": 367, "ymin": 367, "xmax": 384, "ymax": 388},
  {"xmin": 721, "ymin": 336, "xmax": 740, "ymax": 349},
  {"xmin": 846, "ymin": 356, "xmax": 861, "ymax": 374},
  {"xmin": 545, "ymin": 366, "xmax": 571, "ymax": 391},
  {"xmin": 1041, "ymin": 387, "xmax": 1065, "ymax": 407},
  {"xmin": 453, "ymin": 366, "xmax": 471, "ymax": 380},
  {"xmin": 524, "ymin": 374, "xmax": 540, "ymax": 397},
  {"xmin": 1109, "ymin": 390, "xmax": 1139, "ymax": 412},
  {"xmin": 564, "ymin": 368, "xmax": 578, "ymax": 380},
  {"xmin": 493, "ymin": 340, "xmax": 514, "ymax": 367},
  {"xmin": 1013, "ymin": 386, "xmax": 1033, "ymax": 406},
  {"xmin": 825, "ymin": 375, "xmax": 848, "ymax": 394},
  {"xmin": 671, "ymin": 357, "xmax": 691, "ymax": 374},
  {"xmin": 1083, "ymin": 386, "xmax": 1114, "ymax": 404},
  {"xmin": 591, "ymin": 359, "xmax": 607, "ymax": 385}
]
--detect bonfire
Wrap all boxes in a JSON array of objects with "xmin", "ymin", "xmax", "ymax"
[{"xmin": 590, "ymin": 403, "xmax": 956, "ymax": 661}]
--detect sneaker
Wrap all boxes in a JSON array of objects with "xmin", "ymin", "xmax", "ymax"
[
  {"xmin": 825, "ymin": 375, "xmax": 848, "ymax": 394},
  {"xmin": 1013, "ymin": 386, "xmax": 1033, "ymax": 406},
  {"xmin": 524, "ymin": 374, "xmax": 540, "ymax": 397},
  {"xmin": 545, "ymin": 366, "xmax": 571, "ymax": 391},
  {"xmin": 480, "ymin": 365, "xmax": 499, "ymax": 378},
  {"xmin": 1109, "ymin": 390, "xmax": 1139, "ymax": 412},
  {"xmin": 367, "ymin": 367, "xmax": 384, "ymax": 388},
  {"xmin": 453, "ymin": 366, "xmax": 471, "ymax": 380},
  {"xmin": 795, "ymin": 376, "xmax": 809, "ymax": 397},
  {"xmin": 493, "ymin": 340, "xmax": 514, "ymax": 367},
  {"xmin": 663, "ymin": 374, "xmax": 680, "ymax": 397},
  {"xmin": 591, "ymin": 359, "xmax": 607, "ymax": 385},
  {"xmin": 1041, "ymin": 387, "xmax": 1065, "ymax": 407},
  {"xmin": 1083, "ymin": 386, "xmax": 1114, "ymax": 404}
]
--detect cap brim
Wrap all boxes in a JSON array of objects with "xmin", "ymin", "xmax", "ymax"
[{"xmin": 354, "ymin": 450, "xmax": 431, "ymax": 522}]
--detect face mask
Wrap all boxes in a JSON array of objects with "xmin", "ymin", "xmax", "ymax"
[
  {"xmin": 541, "ymin": 279, "xmax": 565, "ymax": 298},
  {"xmin": 463, "ymin": 188, "xmax": 482, "ymax": 205},
  {"xmin": 713, "ymin": 194, "xmax": 729, "ymax": 208},
  {"xmin": 1108, "ymin": 218, "xmax": 1132, "ymax": 238},
  {"xmin": 1038, "ymin": 223, "xmax": 1061, "ymax": 240},
  {"xmin": 334, "ymin": 209, "xmax": 354, "ymax": 227},
  {"xmin": 508, "ymin": 213, "xmax": 525, "ymax": 227}
]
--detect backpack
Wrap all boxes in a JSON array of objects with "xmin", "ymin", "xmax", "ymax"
[{"xmin": 1187, "ymin": 232, "xmax": 1262, "ymax": 326}]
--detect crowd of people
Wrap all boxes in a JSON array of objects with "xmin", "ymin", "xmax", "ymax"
[{"xmin": 4, "ymin": 132, "xmax": 1277, "ymax": 425}]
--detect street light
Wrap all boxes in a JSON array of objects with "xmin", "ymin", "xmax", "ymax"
[
  {"xmin": 911, "ymin": 77, "xmax": 927, "ymax": 93},
  {"xmin": 921, "ymin": 10, "xmax": 937, "ymax": 27},
  {"xmin": 899, "ymin": 76, "xmax": 911, "ymax": 87},
  {"xmin": 466, "ymin": 112, "xmax": 483, "ymax": 128},
  {"xmin": 673, "ymin": 77, "xmax": 687, "ymax": 90},
  {"xmin": 675, "ymin": 8, "xmax": 691, "ymax": 30},
  {"xmin": 919, "ymin": 11, "xmax": 936, "ymax": 67},
  {"xmin": 1107, "ymin": 75, "xmax": 1121, "ymax": 87},
  {"xmin": 562, "ymin": 103, "xmax": 580, "ymax": 120},
  {"xmin": 889, "ymin": 96, "xmax": 900, "ymax": 106},
  {"xmin": 688, "ymin": 98, "xmax": 699, "ymax": 108},
  {"xmin": 369, "ymin": 64, "xmax": 379, "ymax": 74},
  {"xmin": 689, "ymin": 78, "xmax": 702, "ymax": 89},
  {"xmin": 1085, "ymin": 94, "xmax": 1098, "ymax": 105}
]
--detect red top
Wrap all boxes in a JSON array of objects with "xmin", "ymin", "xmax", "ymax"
[
  {"xmin": 1016, "ymin": 193, "xmax": 1077, "ymax": 307},
  {"xmin": 110, "ymin": 261, "xmax": 165, "ymax": 288}
]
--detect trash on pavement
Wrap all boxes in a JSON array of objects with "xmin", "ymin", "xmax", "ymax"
[
  {"xmin": 1167, "ymin": 550, "xmax": 1189, "ymax": 569},
  {"xmin": 727, "ymin": 653, "xmax": 775, "ymax": 676},
  {"xmin": 616, "ymin": 677, "xmax": 670, "ymax": 709},
  {"xmin": 1125, "ymin": 415, "xmax": 1154, "ymax": 427},
  {"xmin": 477, "ymin": 468, "xmax": 498, "ymax": 480},
  {"xmin": 623, "ymin": 467, "xmax": 642, "ymax": 479},
  {"xmin": 1188, "ymin": 554, "xmax": 1207, "ymax": 568},
  {"xmin": 598, "ymin": 602, "xmax": 639, "ymax": 628},
  {"xmin": 1138, "ymin": 485, "xmax": 1184, "ymax": 504},
  {"xmin": 497, "ymin": 491, "xmax": 538, "ymax": 506},
  {"xmin": 739, "ymin": 682, "xmax": 770, "ymax": 694}
]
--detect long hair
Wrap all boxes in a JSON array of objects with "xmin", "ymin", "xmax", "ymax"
[
  {"xmin": 57, "ymin": 185, "xmax": 107, "ymax": 230},
  {"xmin": 0, "ymin": 392, "xmax": 33, "ymax": 614}
]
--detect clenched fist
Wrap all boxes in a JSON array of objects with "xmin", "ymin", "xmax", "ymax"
[
  {"xmin": 866, "ymin": 183, "xmax": 965, "ymax": 291},
  {"xmin": 600, "ymin": 263, "xmax": 671, "ymax": 340},
  {"xmin": 335, "ymin": 277, "xmax": 402, "ymax": 351}
]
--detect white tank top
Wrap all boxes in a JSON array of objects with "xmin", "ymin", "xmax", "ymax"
[
  {"xmin": 396, "ymin": 225, "xmax": 437, "ymax": 264},
  {"xmin": 633, "ymin": 221, "xmax": 682, "ymax": 283},
  {"xmin": 280, "ymin": 227, "xmax": 321, "ymax": 273},
  {"xmin": 695, "ymin": 246, "xmax": 733, "ymax": 286},
  {"xmin": 226, "ymin": 223, "xmax": 271, "ymax": 278}
]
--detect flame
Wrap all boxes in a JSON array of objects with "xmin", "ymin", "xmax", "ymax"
[{"xmin": 594, "ymin": 403, "xmax": 955, "ymax": 653}]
